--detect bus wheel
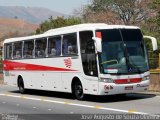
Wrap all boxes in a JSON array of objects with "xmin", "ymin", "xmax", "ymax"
[
  {"xmin": 74, "ymin": 81, "xmax": 84, "ymax": 100},
  {"xmin": 18, "ymin": 77, "xmax": 25, "ymax": 94}
]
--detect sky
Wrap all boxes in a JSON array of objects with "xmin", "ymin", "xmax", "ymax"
[{"xmin": 0, "ymin": 0, "xmax": 91, "ymax": 15}]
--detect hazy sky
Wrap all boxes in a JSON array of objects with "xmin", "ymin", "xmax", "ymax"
[{"xmin": 1, "ymin": 0, "xmax": 90, "ymax": 15}]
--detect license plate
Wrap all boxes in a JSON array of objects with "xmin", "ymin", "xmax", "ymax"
[{"xmin": 125, "ymin": 86, "xmax": 133, "ymax": 90}]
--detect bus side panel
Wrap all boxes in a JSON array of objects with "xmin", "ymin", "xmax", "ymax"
[
  {"xmin": 3, "ymin": 71, "xmax": 17, "ymax": 86},
  {"xmin": 20, "ymin": 71, "xmax": 43, "ymax": 90},
  {"xmin": 61, "ymin": 72, "xmax": 75, "ymax": 92},
  {"xmin": 16, "ymin": 71, "xmax": 62, "ymax": 91},
  {"xmin": 82, "ymin": 77, "xmax": 99, "ymax": 95},
  {"xmin": 42, "ymin": 72, "xmax": 62, "ymax": 91}
]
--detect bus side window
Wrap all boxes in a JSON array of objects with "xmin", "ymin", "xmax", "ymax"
[
  {"xmin": 35, "ymin": 38, "xmax": 47, "ymax": 58},
  {"xmin": 4, "ymin": 44, "xmax": 12, "ymax": 59},
  {"xmin": 48, "ymin": 36, "xmax": 61, "ymax": 57},
  {"xmin": 63, "ymin": 33, "xmax": 77, "ymax": 56},
  {"xmin": 13, "ymin": 42, "xmax": 22, "ymax": 59},
  {"xmin": 23, "ymin": 40, "xmax": 34, "ymax": 59}
]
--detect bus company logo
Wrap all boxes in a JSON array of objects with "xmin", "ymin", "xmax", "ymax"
[
  {"xmin": 64, "ymin": 58, "xmax": 72, "ymax": 68},
  {"xmin": 129, "ymin": 68, "xmax": 132, "ymax": 72}
]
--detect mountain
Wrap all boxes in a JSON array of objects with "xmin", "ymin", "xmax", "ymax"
[
  {"xmin": 0, "ymin": 6, "xmax": 66, "ymax": 24},
  {"xmin": 0, "ymin": 18, "xmax": 39, "ymax": 45}
]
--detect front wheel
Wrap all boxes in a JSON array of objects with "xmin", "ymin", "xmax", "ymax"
[
  {"xmin": 18, "ymin": 78, "xmax": 25, "ymax": 94},
  {"xmin": 74, "ymin": 81, "xmax": 84, "ymax": 100}
]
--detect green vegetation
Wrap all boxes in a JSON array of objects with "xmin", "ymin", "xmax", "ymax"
[{"xmin": 35, "ymin": 16, "xmax": 82, "ymax": 34}]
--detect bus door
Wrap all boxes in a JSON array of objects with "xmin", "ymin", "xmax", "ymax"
[{"xmin": 79, "ymin": 31, "xmax": 99, "ymax": 94}]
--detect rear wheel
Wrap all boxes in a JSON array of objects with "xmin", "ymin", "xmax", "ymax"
[
  {"xmin": 74, "ymin": 81, "xmax": 84, "ymax": 100},
  {"xmin": 18, "ymin": 77, "xmax": 25, "ymax": 94}
]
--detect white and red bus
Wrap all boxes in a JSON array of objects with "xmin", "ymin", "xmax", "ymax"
[{"xmin": 3, "ymin": 23, "xmax": 158, "ymax": 100}]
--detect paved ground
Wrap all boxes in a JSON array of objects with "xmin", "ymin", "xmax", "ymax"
[{"xmin": 0, "ymin": 85, "xmax": 160, "ymax": 120}]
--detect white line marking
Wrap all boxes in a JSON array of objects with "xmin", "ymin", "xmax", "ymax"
[
  {"xmin": 6, "ymin": 94, "xmax": 21, "ymax": 98},
  {"xmin": 2, "ymin": 102, "xmax": 6, "ymax": 104},
  {"xmin": 23, "ymin": 97, "xmax": 41, "ymax": 101},
  {"xmin": 43, "ymin": 99, "xmax": 64, "ymax": 104},
  {"xmin": 33, "ymin": 107, "xmax": 36, "ymax": 109},
  {"xmin": 48, "ymin": 109, "xmax": 52, "ymax": 111},
  {"xmin": 70, "ymin": 112, "xmax": 74, "ymax": 114},
  {"xmin": 16, "ymin": 104, "xmax": 20, "ymax": 106},
  {"xmin": 0, "ymin": 93, "xmax": 150, "ymax": 114}
]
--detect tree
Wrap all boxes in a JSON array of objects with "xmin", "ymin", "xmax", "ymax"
[
  {"xmin": 82, "ymin": 0, "xmax": 121, "ymax": 24},
  {"xmin": 82, "ymin": 0, "xmax": 151, "ymax": 25},
  {"xmin": 36, "ymin": 16, "xmax": 82, "ymax": 34},
  {"xmin": 142, "ymin": 0, "xmax": 160, "ymax": 46},
  {"xmin": 141, "ymin": 0, "xmax": 160, "ymax": 69},
  {"xmin": 82, "ymin": 7, "xmax": 121, "ymax": 24},
  {"xmin": 147, "ymin": 0, "xmax": 160, "ymax": 32}
]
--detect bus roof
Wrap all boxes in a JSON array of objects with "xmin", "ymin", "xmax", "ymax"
[{"xmin": 3, "ymin": 23, "xmax": 140, "ymax": 44}]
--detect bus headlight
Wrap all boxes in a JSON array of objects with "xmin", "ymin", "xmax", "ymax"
[
  {"xmin": 142, "ymin": 75, "xmax": 150, "ymax": 81},
  {"xmin": 99, "ymin": 78, "xmax": 114, "ymax": 83}
]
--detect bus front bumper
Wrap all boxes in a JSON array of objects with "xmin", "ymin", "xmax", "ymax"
[{"xmin": 98, "ymin": 80, "xmax": 150, "ymax": 95}]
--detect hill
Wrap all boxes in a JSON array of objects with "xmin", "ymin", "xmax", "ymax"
[
  {"xmin": 0, "ymin": 6, "xmax": 66, "ymax": 24},
  {"xmin": 0, "ymin": 18, "xmax": 39, "ymax": 45}
]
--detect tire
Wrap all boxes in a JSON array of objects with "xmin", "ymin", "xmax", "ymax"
[
  {"xmin": 73, "ymin": 81, "xmax": 84, "ymax": 100},
  {"xmin": 18, "ymin": 77, "xmax": 25, "ymax": 94}
]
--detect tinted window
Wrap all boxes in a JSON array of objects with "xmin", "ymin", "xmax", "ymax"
[
  {"xmin": 35, "ymin": 38, "xmax": 47, "ymax": 58},
  {"xmin": 13, "ymin": 42, "xmax": 22, "ymax": 59},
  {"xmin": 23, "ymin": 40, "xmax": 34, "ymax": 59},
  {"xmin": 48, "ymin": 36, "xmax": 61, "ymax": 57},
  {"xmin": 97, "ymin": 29, "xmax": 148, "ymax": 74},
  {"xmin": 62, "ymin": 33, "xmax": 77, "ymax": 56},
  {"xmin": 5, "ymin": 44, "xmax": 12, "ymax": 59},
  {"xmin": 121, "ymin": 29, "xmax": 142, "ymax": 41}
]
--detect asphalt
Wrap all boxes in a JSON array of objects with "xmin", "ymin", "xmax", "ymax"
[{"xmin": 0, "ymin": 85, "xmax": 160, "ymax": 120}]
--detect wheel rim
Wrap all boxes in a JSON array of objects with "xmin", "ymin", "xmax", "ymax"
[
  {"xmin": 75, "ymin": 82, "xmax": 83, "ymax": 99},
  {"xmin": 19, "ymin": 82, "xmax": 24, "ymax": 93},
  {"xmin": 19, "ymin": 85, "xmax": 23, "ymax": 91}
]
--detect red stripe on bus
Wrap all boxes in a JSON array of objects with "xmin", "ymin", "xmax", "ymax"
[
  {"xmin": 3, "ymin": 60, "xmax": 77, "ymax": 71},
  {"xmin": 114, "ymin": 78, "xmax": 142, "ymax": 84}
]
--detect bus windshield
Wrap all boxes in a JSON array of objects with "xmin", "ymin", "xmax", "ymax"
[{"xmin": 97, "ymin": 29, "xmax": 149, "ymax": 74}]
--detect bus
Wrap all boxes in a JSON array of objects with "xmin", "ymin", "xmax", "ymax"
[{"xmin": 3, "ymin": 23, "xmax": 158, "ymax": 100}]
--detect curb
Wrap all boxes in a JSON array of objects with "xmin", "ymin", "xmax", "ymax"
[
  {"xmin": 135, "ymin": 91, "xmax": 160, "ymax": 96},
  {"xmin": 150, "ymin": 70, "xmax": 160, "ymax": 74}
]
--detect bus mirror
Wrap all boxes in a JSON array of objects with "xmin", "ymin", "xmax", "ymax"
[
  {"xmin": 143, "ymin": 36, "xmax": 158, "ymax": 51},
  {"xmin": 92, "ymin": 37, "xmax": 102, "ymax": 53}
]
